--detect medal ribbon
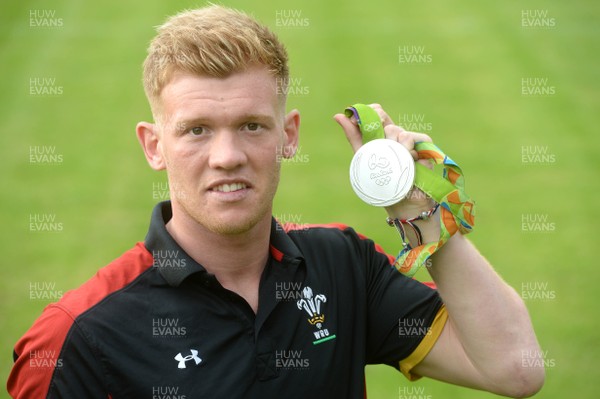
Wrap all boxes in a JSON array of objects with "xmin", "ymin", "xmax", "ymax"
[{"xmin": 345, "ymin": 104, "xmax": 476, "ymax": 277}]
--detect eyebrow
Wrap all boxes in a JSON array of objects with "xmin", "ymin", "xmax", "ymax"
[{"xmin": 176, "ymin": 113, "xmax": 277, "ymax": 131}]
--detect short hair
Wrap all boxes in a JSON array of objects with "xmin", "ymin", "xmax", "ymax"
[{"xmin": 143, "ymin": 5, "xmax": 289, "ymax": 118}]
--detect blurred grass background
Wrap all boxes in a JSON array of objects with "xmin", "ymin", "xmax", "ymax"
[{"xmin": 1, "ymin": 0, "xmax": 598, "ymax": 398}]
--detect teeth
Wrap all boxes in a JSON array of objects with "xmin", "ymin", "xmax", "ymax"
[{"xmin": 213, "ymin": 183, "xmax": 247, "ymax": 193}]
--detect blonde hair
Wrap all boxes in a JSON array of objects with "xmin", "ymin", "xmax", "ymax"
[{"xmin": 143, "ymin": 5, "xmax": 289, "ymax": 118}]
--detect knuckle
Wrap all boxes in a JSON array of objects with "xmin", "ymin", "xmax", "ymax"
[{"xmin": 383, "ymin": 125, "xmax": 403, "ymax": 136}]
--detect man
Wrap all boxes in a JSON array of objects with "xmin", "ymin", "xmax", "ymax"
[{"xmin": 8, "ymin": 5, "xmax": 544, "ymax": 398}]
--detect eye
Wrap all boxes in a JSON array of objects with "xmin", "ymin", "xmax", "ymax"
[
  {"xmin": 189, "ymin": 126, "xmax": 204, "ymax": 136},
  {"xmin": 246, "ymin": 123, "xmax": 260, "ymax": 132}
]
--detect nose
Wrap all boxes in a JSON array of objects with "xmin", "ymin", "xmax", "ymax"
[{"xmin": 207, "ymin": 130, "xmax": 247, "ymax": 170}]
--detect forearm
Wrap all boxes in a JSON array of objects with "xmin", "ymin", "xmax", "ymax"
[
  {"xmin": 388, "ymin": 206, "xmax": 545, "ymax": 396},
  {"xmin": 429, "ymin": 232, "xmax": 541, "ymax": 371},
  {"xmin": 388, "ymin": 203, "xmax": 538, "ymax": 357}
]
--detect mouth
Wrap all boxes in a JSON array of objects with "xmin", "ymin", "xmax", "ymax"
[
  {"xmin": 207, "ymin": 178, "xmax": 253, "ymax": 198},
  {"xmin": 211, "ymin": 182, "xmax": 248, "ymax": 193}
]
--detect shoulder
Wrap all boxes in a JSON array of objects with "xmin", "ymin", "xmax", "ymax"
[
  {"xmin": 282, "ymin": 222, "xmax": 395, "ymax": 264},
  {"xmin": 7, "ymin": 242, "xmax": 154, "ymax": 398},
  {"xmin": 282, "ymin": 222, "xmax": 366, "ymax": 245},
  {"xmin": 22, "ymin": 241, "xmax": 154, "ymax": 335},
  {"xmin": 55, "ymin": 242, "xmax": 154, "ymax": 318}
]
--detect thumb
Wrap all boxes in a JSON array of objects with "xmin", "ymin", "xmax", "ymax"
[{"xmin": 333, "ymin": 113, "xmax": 363, "ymax": 153}]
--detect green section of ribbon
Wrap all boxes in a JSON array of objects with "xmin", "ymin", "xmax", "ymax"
[
  {"xmin": 345, "ymin": 103, "xmax": 476, "ymax": 278},
  {"xmin": 413, "ymin": 163, "xmax": 456, "ymax": 205},
  {"xmin": 397, "ymin": 141, "xmax": 476, "ymax": 277},
  {"xmin": 344, "ymin": 104, "xmax": 385, "ymax": 144}
]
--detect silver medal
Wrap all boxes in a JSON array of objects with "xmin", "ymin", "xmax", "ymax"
[{"xmin": 349, "ymin": 139, "xmax": 415, "ymax": 207}]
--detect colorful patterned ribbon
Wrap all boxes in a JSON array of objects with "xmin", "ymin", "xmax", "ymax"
[{"xmin": 345, "ymin": 104, "xmax": 476, "ymax": 277}]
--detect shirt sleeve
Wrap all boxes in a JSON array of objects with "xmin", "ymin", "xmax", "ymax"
[
  {"xmin": 399, "ymin": 305, "xmax": 448, "ymax": 380},
  {"xmin": 361, "ymin": 233, "xmax": 446, "ymax": 378},
  {"xmin": 7, "ymin": 304, "xmax": 108, "ymax": 398}
]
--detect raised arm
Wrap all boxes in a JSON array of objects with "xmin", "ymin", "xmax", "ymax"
[{"xmin": 334, "ymin": 105, "xmax": 545, "ymax": 398}]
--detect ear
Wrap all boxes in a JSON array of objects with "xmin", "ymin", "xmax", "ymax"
[
  {"xmin": 136, "ymin": 121, "xmax": 166, "ymax": 170},
  {"xmin": 281, "ymin": 109, "xmax": 300, "ymax": 159}
]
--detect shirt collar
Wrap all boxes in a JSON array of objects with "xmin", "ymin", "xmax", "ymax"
[
  {"xmin": 144, "ymin": 201, "xmax": 204, "ymax": 286},
  {"xmin": 269, "ymin": 218, "xmax": 304, "ymax": 266},
  {"xmin": 144, "ymin": 201, "xmax": 304, "ymax": 287}
]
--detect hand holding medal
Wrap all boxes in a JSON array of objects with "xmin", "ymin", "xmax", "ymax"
[{"xmin": 334, "ymin": 103, "xmax": 476, "ymax": 277}]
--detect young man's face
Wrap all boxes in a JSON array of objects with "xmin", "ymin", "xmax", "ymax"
[{"xmin": 142, "ymin": 65, "xmax": 299, "ymax": 235}]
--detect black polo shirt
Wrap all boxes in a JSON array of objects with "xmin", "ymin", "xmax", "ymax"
[{"xmin": 8, "ymin": 201, "xmax": 446, "ymax": 399}]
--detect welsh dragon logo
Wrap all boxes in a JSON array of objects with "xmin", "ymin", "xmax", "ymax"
[{"xmin": 296, "ymin": 286, "xmax": 336, "ymax": 344}]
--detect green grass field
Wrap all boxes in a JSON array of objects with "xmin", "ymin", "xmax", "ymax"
[{"xmin": 1, "ymin": 0, "xmax": 598, "ymax": 398}]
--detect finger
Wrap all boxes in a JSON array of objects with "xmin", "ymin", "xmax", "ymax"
[
  {"xmin": 394, "ymin": 129, "xmax": 433, "ymax": 146},
  {"xmin": 333, "ymin": 113, "xmax": 362, "ymax": 153},
  {"xmin": 385, "ymin": 126, "xmax": 434, "ymax": 160},
  {"xmin": 382, "ymin": 124, "xmax": 403, "ymax": 142},
  {"xmin": 404, "ymin": 130, "xmax": 433, "ymax": 143},
  {"xmin": 399, "ymin": 137, "xmax": 419, "ymax": 161},
  {"xmin": 368, "ymin": 103, "xmax": 395, "ymax": 127},
  {"xmin": 416, "ymin": 158, "xmax": 435, "ymax": 170}
]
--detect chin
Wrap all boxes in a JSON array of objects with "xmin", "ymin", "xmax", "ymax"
[
  {"xmin": 206, "ymin": 213, "xmax": 266, "ymax": 236},
  {"xmin": 210, "ymin": 222, "xmax": 254, "ymax": 236}
]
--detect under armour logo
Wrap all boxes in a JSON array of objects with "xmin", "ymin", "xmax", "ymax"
[{"xmin": 174, "ymin": 349, "xmax": 202, "ymax": 369}]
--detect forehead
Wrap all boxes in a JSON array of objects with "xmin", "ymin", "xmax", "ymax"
[{"xmin": 159, "ymin": 66, "xmax": 281, "ymax": 123}]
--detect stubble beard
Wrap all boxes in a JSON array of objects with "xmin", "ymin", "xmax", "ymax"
[{"xmin": 177, "ymin": 163, "xmax": 281, "ymax": 237}]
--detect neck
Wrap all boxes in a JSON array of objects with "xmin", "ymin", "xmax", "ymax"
[{"xmin": 165, "ymin": 205, "xmax": 271, "ymax": 312}]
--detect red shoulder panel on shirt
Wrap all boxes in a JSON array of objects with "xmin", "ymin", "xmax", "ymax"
[{"xmin": 7, "ymin": 242, "xmax": 153, "ymax": 399}]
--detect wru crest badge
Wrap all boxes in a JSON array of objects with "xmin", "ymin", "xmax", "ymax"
[{"xmin": 296, "ymin": 286, "xmax": 336, "ymax": 345}]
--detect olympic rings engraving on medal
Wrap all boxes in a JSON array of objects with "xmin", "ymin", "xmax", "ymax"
[{"xmin": 375, "ymin": 176, "xmax": 391, "ymax": 186}]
